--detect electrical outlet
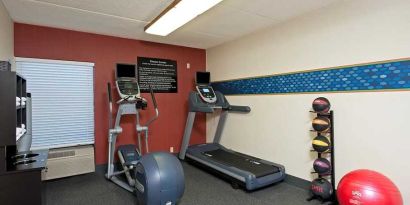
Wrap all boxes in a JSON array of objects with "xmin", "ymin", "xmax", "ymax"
[{"xmin": 170, "ymin": 147, "xmax": 174, "ymax": 153}]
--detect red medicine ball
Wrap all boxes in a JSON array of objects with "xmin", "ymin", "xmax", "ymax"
[{"xmin": 337, "ymin": 169, "xmax": 403, "ymax": 205}]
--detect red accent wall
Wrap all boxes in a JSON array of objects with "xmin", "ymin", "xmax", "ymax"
[{"xmin": 14, "ymin": 23, "xmax": 206, "ymax": 165}]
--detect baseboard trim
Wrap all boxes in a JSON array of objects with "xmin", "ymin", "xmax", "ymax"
[
  {"xmin": 284, "ymin": 174, "xmax": 311, "ymax": 190},
  {"xmin": 95, "ymin": 164, "xmax": 106, "ymax": 175},
  {"xmin": 96, "ymin": 162, "xmax": 127, "ymax": 175}
]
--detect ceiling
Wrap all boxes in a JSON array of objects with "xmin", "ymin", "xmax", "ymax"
[{"xmin": 2, "ymin": 0, "xmax": 337, "ymax": 49}]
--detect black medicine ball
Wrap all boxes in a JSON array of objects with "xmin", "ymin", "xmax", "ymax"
[
  {"xmin": 310, "ymin": 178, "xmax": 333, "ymax": 200},
  {"xmin": 313, "ymin": 158, "xmax": 331, "ymax": 174},
  {"xmin": 312, "ymin": 97, "xmax": 331, "ymax": 113},
  {"xmin": 312, "ymin": 116, "xmax": 331, "ymax": 132},
  {"xmin": 312, "ymin": 135, "xmax": 330, "ymax": 153}
]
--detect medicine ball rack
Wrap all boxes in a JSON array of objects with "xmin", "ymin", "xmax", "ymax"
[{"xmin": 307, "ymin": 110, "xmax": 337, "ymax": 204}]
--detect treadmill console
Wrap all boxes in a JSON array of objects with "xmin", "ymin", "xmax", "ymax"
[
  {"xmin": 196, "ymin": 72, "xmax": 217, "ymax": 104},
  {"xmin": 116, "ymin": 64, "xmax": 141, "ymax": 101},
  {"xmin": 196, "ymin": 85, "xmax": 216, "ymax": 103}
]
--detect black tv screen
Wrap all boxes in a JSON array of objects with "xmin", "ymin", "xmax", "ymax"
[
  {"xmin": 116, "ymin": 64, "xmax": 136, "ymax": 78},
  {"xmin": 196, "ymin": 72, "xmax": 210, "ymax": 84}
]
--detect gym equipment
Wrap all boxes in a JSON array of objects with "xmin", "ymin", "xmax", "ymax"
[
  {"xmin": 135, "ymin": 152, "xmax": 185, "ymax": 205},
  {"xmin": 179, "ymin": 71, "xmax": 285, "ymax": 191},
  {"xmin": 312, "ymin": 116, "xmax": 331, "ymax": 132},
  {"xmin": 310, "ymin": 178, "xmax": 333, "ymax": 200},
  {"xmin": 308, "ymin": 102, "xmax": 336, "ymax": 204},
  {"xmin": 313, "ymin": 158, "xmax": 331, "ymax": 174},
  {"xmin": 106, "ymin": 64, "xmax": 184, "ymax": 205},
  {"xmin": 115, "ymin": 63, "xmax": 141, "ymax": 101},
  {"xmin": 312, "ymin": 135, "xmax": 330, "ymax": 153},
  {"xmin": 312, "ymin": 97, "xmax": 330, "ymax": 113},
  {"xmin": 337, "ymin": 169, "xmax": 403, "ymax": 205},
  {"xmin": 195, "ymin": 72, "xmax": 216, "ymax": 103}
]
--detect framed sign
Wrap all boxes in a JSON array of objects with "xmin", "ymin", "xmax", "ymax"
[{"xmin": 137, "ymin": 57, "xmax": 177, "ymax": 93}]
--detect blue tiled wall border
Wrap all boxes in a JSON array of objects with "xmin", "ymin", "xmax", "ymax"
[{"xmin": 211, "ymin": 58, "xmax": 410, "ymax": 95}]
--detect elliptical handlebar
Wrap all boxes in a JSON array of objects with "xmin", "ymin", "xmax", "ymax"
[
  {"xmin": 149, "ymin": 85, "xmax": 158, "ymax": 109},
  {"xmin": 108, "ymin": 83, "xmax": 112, "ymax": 103},
  {"xmin": 145, "ymin": 85, "xmax": 159, "ymax": 127},
  {"xmin": 107, "ymin": 83, "xmax": 113, "ymax": 129}
]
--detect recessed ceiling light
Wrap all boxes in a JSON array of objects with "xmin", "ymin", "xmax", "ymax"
[{"xmin": 145, "ymin": 0, "xmax": 223, "ymax": 36}]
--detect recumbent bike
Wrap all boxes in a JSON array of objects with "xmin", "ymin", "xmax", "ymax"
[{"xmin": 106, "ymin": 64, "xmax": 184, "ymax": 205}]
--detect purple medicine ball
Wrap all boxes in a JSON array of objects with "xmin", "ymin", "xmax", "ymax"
[{"xmin": 313, "ymin": 158, "xmax": 331, "ymax": 174}]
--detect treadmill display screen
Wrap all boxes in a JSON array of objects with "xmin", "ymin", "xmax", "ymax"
[
  {"xmin": 117, "ymin": 64, "xmax": 136, "ymax": 78},
  {"xmin": 203, "ymin": 88, "xmax": 209, "ymax": 92},
  {"xmin": 196, "ymin": 72, "xmax": 210, "ymax": 85}
]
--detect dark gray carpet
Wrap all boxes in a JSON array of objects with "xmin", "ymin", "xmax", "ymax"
[{"xmin": 45, "ymin": 162, "xmax": 321, "ymax": 205}]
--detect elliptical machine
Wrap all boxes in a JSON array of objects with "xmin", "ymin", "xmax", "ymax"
[{"xmin": 106, "ymin": 64, "xmax": 184, "ymax": 205}]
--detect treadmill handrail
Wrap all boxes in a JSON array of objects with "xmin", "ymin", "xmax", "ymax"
[{"xmin": 228, "ymin": 105, "xmax": 251, "ymax": 113}]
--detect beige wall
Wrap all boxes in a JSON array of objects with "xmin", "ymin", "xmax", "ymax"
[
  {"xmin": 0, "ymin": 1, "xmax": 13, "ymax": 67},
  {"xmin": 207, "ymin": 0, "xmax": 410, "ymax": 202}
]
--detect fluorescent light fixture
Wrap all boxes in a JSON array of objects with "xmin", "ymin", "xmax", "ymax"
[{"xmin": 145, "ymin": 0, "xmax": 223, "ymax": 36}]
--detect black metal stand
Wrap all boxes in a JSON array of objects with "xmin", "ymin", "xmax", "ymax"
[{"xmin": 307, "ymin": 111, "xmax": 338, "ymax": 204}]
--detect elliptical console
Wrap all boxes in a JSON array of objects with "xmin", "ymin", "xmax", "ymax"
[{"xmin": 116, "ymin": 64, "xmax": 141, "ymax": 101}]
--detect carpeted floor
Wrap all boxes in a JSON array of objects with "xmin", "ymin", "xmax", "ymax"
[{"xmin": 45, "ymin": 162, "xmax": 321, "ymax": 205}]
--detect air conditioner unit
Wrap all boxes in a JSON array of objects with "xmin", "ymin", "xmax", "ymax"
[{"xmin": 42, "ymin": 145, "xmax": 95, "ymax": 180}]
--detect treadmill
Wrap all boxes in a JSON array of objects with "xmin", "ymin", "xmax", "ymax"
[{"xmin": 179, "ymin": 72, "xmax": 285, "ymax": 191}]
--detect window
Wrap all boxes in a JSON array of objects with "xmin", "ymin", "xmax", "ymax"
[{"xmin": 16, "ymin": 58, "xmax": 94, "ymax": 149}]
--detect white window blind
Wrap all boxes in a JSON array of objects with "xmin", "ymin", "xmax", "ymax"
[{"xmin": 16, "ymin": 58, "xmax": 95, "ymax": 149}]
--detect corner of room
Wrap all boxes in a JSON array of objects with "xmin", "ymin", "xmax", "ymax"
[{"xmin": 0, "ymin": 0, "xmax": 409, "ymax": 205}]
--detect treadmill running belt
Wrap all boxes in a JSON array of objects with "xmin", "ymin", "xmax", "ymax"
[{"xmin": 202, "ymin": 149, "xmax": 280, "ymax": 178}]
